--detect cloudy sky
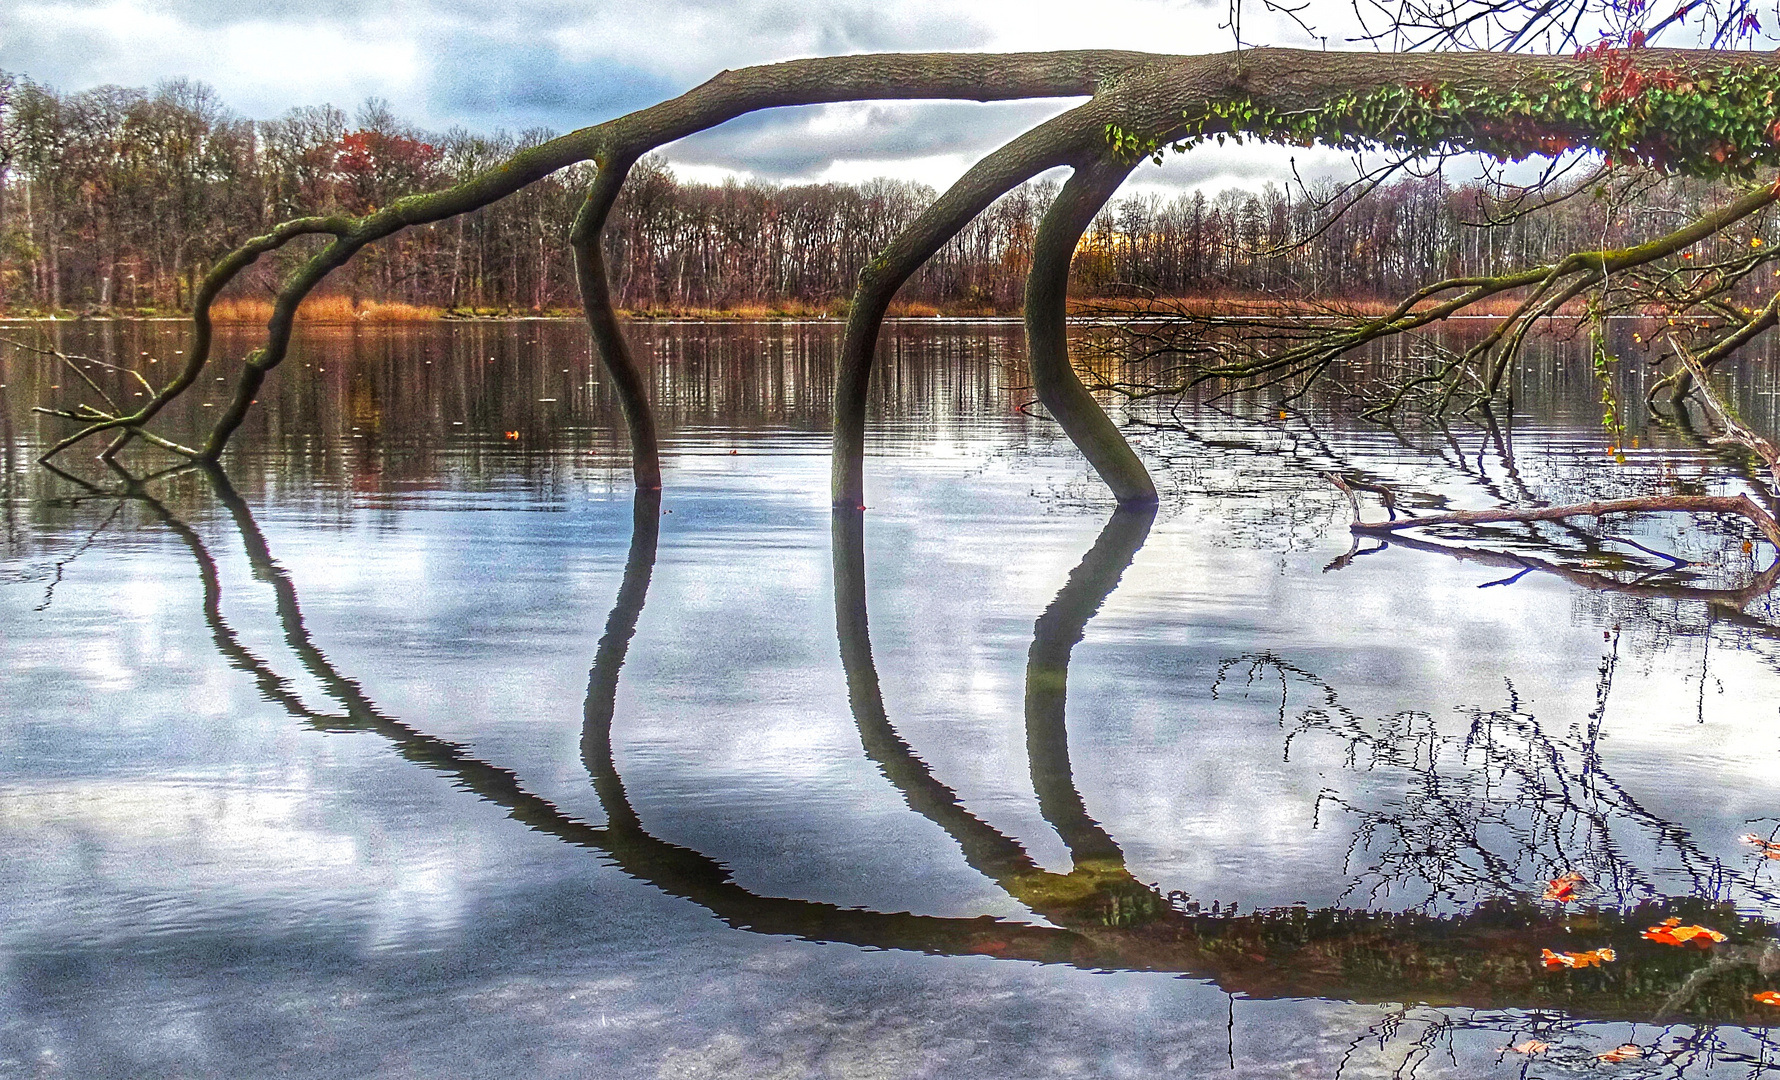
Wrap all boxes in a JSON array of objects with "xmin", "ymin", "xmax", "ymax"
[{"xmin": 3, "ymin": 0, "xmax": 1438, "ymax": 195}]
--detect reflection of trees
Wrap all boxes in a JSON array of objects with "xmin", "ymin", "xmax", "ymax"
[
  {"xmin": 1217, "ymin": 650, "xmax": 1779, "ymax": 913},
  {"xmin": 835, "ymin": 503, "xmax": 1166, "ymax": 928},
  {"xmin": 75, "ymin": 464, "xmax": 1780, "ymax": 1030},
  {"xmin": 1140, "ymin": 389, "xmax": 1780, "ymax": 705},
  {"xmin": 114, "ymin": 464, "xmax": 1086, "ymax": 964}
]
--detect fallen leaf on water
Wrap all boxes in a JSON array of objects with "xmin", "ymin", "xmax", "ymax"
[
  {"xmin": 1756, "ymin": 991, "xmax": 1780, "ymax": 1007},
  {"xmin": 1642, "ymin": 917, "xmax": 1727, "ymax": 946},
  {"xmin": 1543, "ymin": 947, "xmax": 1617, "ymax": 969},
  {"xmin": 1544, "ymin": 872, "xmax": 1586, "ymax": 902},
  {"xmin": 1596, "ymin": 1044, "xmax": 1644, "ymax": 1063},
  {"xmin": 1509, "ymin": 1039, "xmax": 1551, "ymax": 1056},
  {"xmin": 1742, "ymin": 833, "xmax": 1780, "ymax": 858}
]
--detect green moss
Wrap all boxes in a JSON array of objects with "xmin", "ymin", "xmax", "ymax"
[{"xmin": 1108, "ymin": 53, "xmax": 1780, "ymax": 179}]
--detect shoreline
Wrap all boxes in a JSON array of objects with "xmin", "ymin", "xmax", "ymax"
[
  {"xmin": 0, "ymin": 304, "xmax": 1609, "ymax": 325},
  {"xmin": 0, "ymin": 309, "xmax": 1618, "ymax": 325}
]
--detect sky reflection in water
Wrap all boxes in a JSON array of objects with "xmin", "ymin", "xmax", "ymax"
[{"xmin": 4, "ymin": 321, "xmax": 1780, "ymax": 1076}]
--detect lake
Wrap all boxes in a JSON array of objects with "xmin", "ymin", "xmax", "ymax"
[{"xmin": 5, "ymin": 317, "xmax": 1780, "ymax": 1078}]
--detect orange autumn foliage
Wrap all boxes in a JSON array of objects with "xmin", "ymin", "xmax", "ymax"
[
  {"xmin": 1542, "ymin": 947, "xmax": 1616, "ymax": 969},
  {"xmin": 1641, "ymin": 917, "xmax": 1728, "ymax": 947},
  {"xmin": 1741, "ymin": 833, "xmax": 1780, "ymax": 859},
  {"xmin": 1756, "ymin": 991, "xmax": 1780, "ymax": 1007},
  {"xmin": 1543, "ymin": 872, "xmax": 1586, "ymax": 902},
  {"xmin": 1596, "ymin": 1044, "xmax": 1644, "ymax": 1063}
]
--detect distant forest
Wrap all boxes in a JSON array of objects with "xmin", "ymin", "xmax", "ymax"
[{"xmin": 0, "ymin": 72, "xmax": 1755, "ymax": 316}]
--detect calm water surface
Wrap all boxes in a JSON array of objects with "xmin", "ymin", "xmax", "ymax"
[{"xmin": 5, "ymin": 319, "xmax": 1780, "ymax": 1077}]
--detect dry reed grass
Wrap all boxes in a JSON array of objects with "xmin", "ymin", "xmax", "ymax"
[
  {"xmin": 208, "ymin": 296, "xmax": 442, "ymax": 322},
  {"xmin": 190, "ymin": 291, "xmax": 1581, "ymax": 324}
]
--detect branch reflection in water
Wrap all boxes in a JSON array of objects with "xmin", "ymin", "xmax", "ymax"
[{"xmin": 68, "ymin": 460, "xmax": 1780, "ymax": 1067}]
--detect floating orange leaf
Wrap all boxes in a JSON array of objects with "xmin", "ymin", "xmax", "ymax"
[
  {"xmin": 1641, "ymin": 916, "xmax": 1727, "ymax": 946},
  {"xmin": 1544, "ymin": 872, "xmax": 1586, "ymax": 902},
  {"xmin": 1596, "ymin": 1044, "xmax": 1644, "ymax": 1063},
  {"xmin": 1756, "ymin": 991, "xmax": 1780, "ymax": 1007},
  {"xmin": 1509, "ymin": 1039, "xmax": 1551, "ymax": 1056},
  {"xmin": 1543, "ymin": 947, "xmax": 1617, "ymax": 969},
  {"xmin": 1742, "ymin": 833, "xmax": 1780, "ymax": 858}
]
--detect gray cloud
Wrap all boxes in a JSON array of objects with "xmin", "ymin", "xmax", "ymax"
[
  {"xmin": 664, "ymin": 100, "xmax": 1076, "ymax": 179},
  {"xmin": 420, "ymin": 37, "xmax": 682, "ymax": 131}
]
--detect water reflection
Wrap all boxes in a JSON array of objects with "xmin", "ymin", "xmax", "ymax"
[
  {"xmin": 68, "ymin": 459, "xmax": 1780, "ymax": 1043},
  {"xmin": 837, "ymin": 502, "xmax": 1166, "ymax": 929},
  {"xmin": 19, "ymin": 320, "xmax": 1780, "ymax": 1073},
  {"xmin": 1227, "ymin": 649, "xmax": 1776, "ymax": 912}
]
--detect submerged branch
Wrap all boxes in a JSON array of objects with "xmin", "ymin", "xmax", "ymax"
[{"xmin": 1349, "ymin": 491, "xmax": 1780, "ymax": 549}]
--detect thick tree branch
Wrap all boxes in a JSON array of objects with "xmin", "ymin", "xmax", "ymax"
[
  {"xmin": 1029, "ymin": 157, "xmax": 1157, "ymax": 505},
  {"xmin": 572, "ymin": 155, "xmax": 662, "ymax": 492}
]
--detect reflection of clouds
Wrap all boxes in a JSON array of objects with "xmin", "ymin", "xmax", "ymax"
[
  {"xmin": 0, "ymin": 780, "xmax": 481, "ymax": 952},
  {"xmin": 363, "ymin": 858, "xmax": 465, "ymax": 951},
  {"xmin": 654, "ymin": 1006, "xmax": 933, "ymax": 1079}
]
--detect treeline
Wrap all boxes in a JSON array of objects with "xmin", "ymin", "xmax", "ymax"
[{"xmin": 0, "ymin": 71, "xmax": 1754, "ymax": 316}]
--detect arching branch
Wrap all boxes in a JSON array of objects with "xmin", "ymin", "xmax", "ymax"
[
  {"xmin": 1029, "ymin": 158, "xmax": 1157, "ymax": 505},
  {"xmin": 571, "ymin": 156, "xmax": 662, "ymax": 491},
  {"xmin": 831, "ymin": 104, "xmax": 1104, "ymax": 507}
]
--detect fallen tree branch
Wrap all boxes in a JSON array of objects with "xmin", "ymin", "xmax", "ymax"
[
  {"xmin": 1346, "ymin": 492, "xmax": 1780, "ymax": 549},
  {"xmin": 1674, "ymin": 335, "xmax": 1780, "ymax": 492},
  {"xmin": 1336, "ymin": 525, "xmax": 1780, "ymax": 607},
  {"xmin": 36, "ymin": 45, "xmax": 1780, "ymax": 513}
]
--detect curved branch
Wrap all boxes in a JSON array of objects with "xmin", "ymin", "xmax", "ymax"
[
  {"xmin": 42, "ymin": 45, "xmax": 1780, "ymax": 477},
  {"xmin": 53, "ymin": 51, "xmax": 1162, "ymax": 466},
  {"xmin": 1028, "ymin": 157, "xmax": 1157, "ymax": 505},
  {"xmin": 35, "ymin": 216, "xmax": 352, "ymax": 462},
  {"xmin": 200, "ymin": 237, "xmax": 366, "ymax": 458},
  {"xmin": 572, "ymin": 156, "xmax": 662, "ymax": 491},
  {"xmin": 76, "ymin": 463, "xmax": 1780, "ymax": 1021},
  {"xmin": 1025, "ymin": 505, "xmax": 1154, "ymax": 867},
  {"xmin": 832, "ymin": 506, "xmax": 1049, "ymax": 885},
  {"xmin": 831, "ymin": 105, "xmax": 1105, "ymax": 507}
]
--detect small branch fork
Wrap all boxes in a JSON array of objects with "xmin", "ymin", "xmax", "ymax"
[{"xmin": 1673, "ymin": 335, "xmax": 1780, "ymax": 491}]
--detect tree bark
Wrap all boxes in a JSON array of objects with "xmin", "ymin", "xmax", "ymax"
[{"xmin": 572, "ymin": 155, "xmax": 662, "ymax": 491}]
